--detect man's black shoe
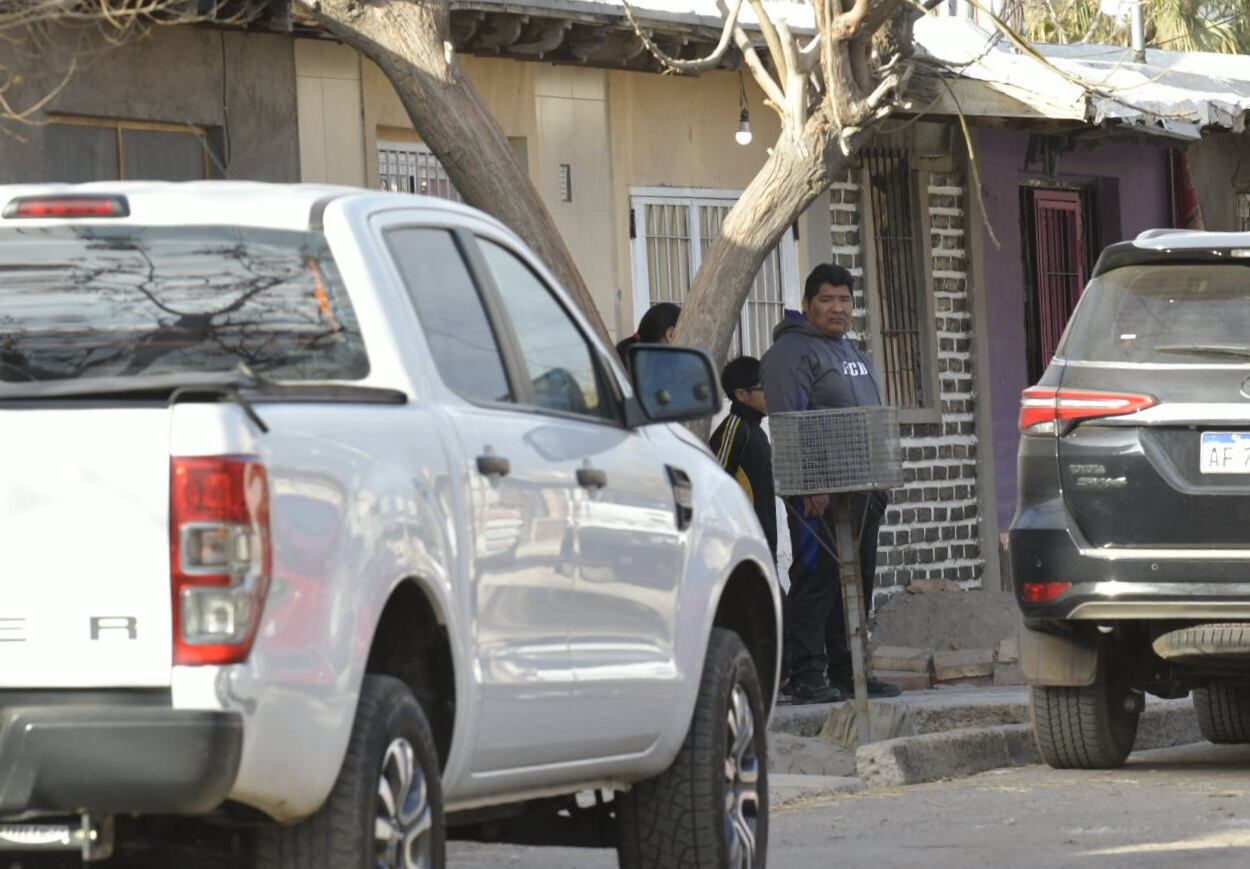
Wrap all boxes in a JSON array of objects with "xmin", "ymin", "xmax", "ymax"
[
  {"xmin": 784, "ymin": 677, "xmax": 845, "ymax": 705},
  {"xmin": 830, "ymin": 676, "xmax": 903, "ymax": 699}
]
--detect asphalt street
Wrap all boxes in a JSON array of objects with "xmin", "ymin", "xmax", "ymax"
[
  {"xmin": 9, "ymin": 741, "xmax": 1249, "ymax": 868},
  {"xmin": 449, "ymin": 742, "xmax": 1250, "ymax": 868}
]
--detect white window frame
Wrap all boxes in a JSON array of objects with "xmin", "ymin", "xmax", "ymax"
[{"xmin": 628, "ymin": 187, "xmax": 801, "ymax": 356}]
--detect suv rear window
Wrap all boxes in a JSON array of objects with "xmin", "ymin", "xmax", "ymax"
[
  {"xmin": 1060, "ymin": 263, "xmax": 1250, "ymax": 365},
  {"xmin": 0, "ymin": 225, "xmax": 368, "ymax": 383}
]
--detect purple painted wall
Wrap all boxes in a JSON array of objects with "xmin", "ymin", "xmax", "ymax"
[{"xmin": 977, "ymin": 128, "xmax": 1170, "ymax": 529}]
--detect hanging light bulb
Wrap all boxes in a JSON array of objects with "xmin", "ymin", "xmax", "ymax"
[
  {"xmin": 734, "ymin": 69, "xmax": 753, "ymax": 146},
  {"xmin": 735, "ymin": 108, "xmax": 753, "ymax": 146}
]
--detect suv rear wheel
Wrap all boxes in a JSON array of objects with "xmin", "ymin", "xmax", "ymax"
[
  {"xmin": 1194, "ymin": 680, "xmax": 1250, "ymax": 744},
  {"xmin": 617, "ymin": 628, "xmax": 768, "ymax": 869},
  {"xmin": 1031, "ymin": 645, "xmax": 1139, "ymax": 770},
  {"xmin": 254, "ymin": 674, "xmax": 445, "ymax": 869}
]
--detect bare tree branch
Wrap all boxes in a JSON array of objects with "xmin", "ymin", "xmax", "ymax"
[
  {"xmin": 1042, "ymin": 0, "xmax": 1070, "ymax": 43},
  {"xmin": 831, "ymin": 0, "xmax": 871, "ymax": 39},
  {"xmin": 774, "ymin": 17, "xmax": 812, "ymax": 137},
  {"xmin": 619, "ymin": 0, "xmax": 748, "ymax": 73},
  {"xmin": 797, "ymin": 32, "xmax": 822, "ymax": 74},
  {"xmin": 724, "ymin": 1, "xmax": 788, "ymax": 113},
  {"xmin": 746, "ymin": 0, "xmax": 790, "ymax": 80},
  {"xmin": 0, "ymin": 54, "xmax": 76, "ymax": 125}
]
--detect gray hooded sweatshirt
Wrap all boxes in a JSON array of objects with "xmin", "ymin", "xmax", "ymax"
[{"xmin": 759, "ymin": 316, "xmax": 882, "ymax": 413}]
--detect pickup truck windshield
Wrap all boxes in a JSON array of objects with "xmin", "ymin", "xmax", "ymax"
[
  {"xmin": 0, "ymin": 225, "xmax": 368, "ymax": 383},
  {"xmin": 1059, "ymin": 263, "xmax": 1250, "ymax": 366}
]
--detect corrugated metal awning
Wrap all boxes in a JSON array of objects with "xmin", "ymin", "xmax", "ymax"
[{"xmin": 910, "ymin": 16, "xmax": 1250, "ymax": 138}]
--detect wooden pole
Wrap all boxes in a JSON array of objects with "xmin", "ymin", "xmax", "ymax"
[{"xmin": 832, "ymin": 494, "xmax": 871, "ymax": 744}]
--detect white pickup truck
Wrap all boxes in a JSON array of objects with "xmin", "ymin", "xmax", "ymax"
[{"xmin": 0, "ymin": 183, "xmax": 781, "ymax": 868}]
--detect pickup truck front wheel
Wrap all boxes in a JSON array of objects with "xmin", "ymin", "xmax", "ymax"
[
  {"xmin": 253, "ymin": 675, "xmax": 445, "ymax": 869},
  {"xmin": 617, "ymin": 628, "xmax": 768, "ymax": 869}
]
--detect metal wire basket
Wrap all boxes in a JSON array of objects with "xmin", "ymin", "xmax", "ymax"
[{"xmin": 769, "ymin": 406, "xmax": 903, "ymax": 496}]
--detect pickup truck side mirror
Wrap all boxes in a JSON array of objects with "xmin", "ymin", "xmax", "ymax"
[{"xmin": 625, "ymin": 345, "xmax": 719, "ymax": 426}]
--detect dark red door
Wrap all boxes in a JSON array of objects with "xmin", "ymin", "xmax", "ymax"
[{"xmin": 1031, "ymin": 189, "xmax": 1086, "ymax": 371}]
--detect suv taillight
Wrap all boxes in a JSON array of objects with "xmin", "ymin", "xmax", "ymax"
[
  {"xmin": 1019, "ymin": 386, "xmax": 1157, "ymax": 436},
  {"xmin": 170, "ymin": 456, "xmax": 271, "ymax": 665}
]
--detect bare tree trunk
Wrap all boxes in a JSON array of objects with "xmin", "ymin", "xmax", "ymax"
[
  {"xmin": 297, "ymin": 0, "xmax": 610, "ymax": 344},
  {"xmin": 676, "ymin": 104, "xmax": 856, "ymax": 367}
]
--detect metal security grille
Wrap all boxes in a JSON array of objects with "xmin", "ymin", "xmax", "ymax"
[
  {"xmin": 378, "ymin": 142, "xmax": 461, "ymax": 202},
  {"xmin": 699, "ymin": 204, "xmax": 786, "ymax": 358},
  {"xmin": 643, "ymin": 203, "xmax": 692, "ymax": 305},
  {"xmin": 633, "ymin": 192, "xmax": 796, "ymax": 358},
  {"xmin": 1239, "ymin": 193, "xmax": 1250, "ymax": 232},
  {"xmin": 865, "ymin": 148, "xmax": 925, "ymax": 408},
  {"xmin": 770, "ymin": 406, "xmax": 903, "ymax": 496}
]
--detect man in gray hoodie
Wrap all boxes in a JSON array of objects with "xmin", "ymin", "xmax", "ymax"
[{"xmin": 761, "ymin": 263, "xmax": 900, "ymax": 703}]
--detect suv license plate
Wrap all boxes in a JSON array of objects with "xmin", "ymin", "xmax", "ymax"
[{"xmin": 1200, "ymin": 431, "xmax": 1250, "ymax": 474}]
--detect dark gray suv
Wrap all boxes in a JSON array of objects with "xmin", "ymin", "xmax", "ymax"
[{"xmin": 1011, "ymin": 229, "xmax": 1250, "ymax": 769}]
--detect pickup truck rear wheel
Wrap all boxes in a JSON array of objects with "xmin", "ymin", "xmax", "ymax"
[
  {"xmin": 1030, "ymin": 646, "xmax": 1139, "ymax": 770},
  {"xmin": 253, "ymin": 674, "xmax": 445, "ymax": 869},
  {"xmin": 1194, "ymin": 680, "xmax": 1250, "ymax": 744},
  {"xmin": 617, "ymin": 627, "xmax": 768, "ymax": 869}
]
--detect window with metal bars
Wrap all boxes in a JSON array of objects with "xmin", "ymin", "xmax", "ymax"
[
  {"xmin": 377, "ymin": 141, "xmax": 461, "ymax": 201},
  {"xmin": 864, "ymin": 147, "xmax": 929, "ymax": 409},
  {"xmin": 1238, "ymin": 192, "xmax": 1250, "ymax": 232},
  {"xmin": 629, "ymin": 190, "xmax": 799, "ymax": 359}
]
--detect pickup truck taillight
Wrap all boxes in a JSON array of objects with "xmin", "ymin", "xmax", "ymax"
[{"xmin": 170, "ymin": 456, "xmax": 272, "ymax": 665}]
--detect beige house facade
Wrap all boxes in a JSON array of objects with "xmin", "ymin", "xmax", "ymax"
[{"xmin": 293, "ymin": 40, "xmax": 822, "ymax": 344}]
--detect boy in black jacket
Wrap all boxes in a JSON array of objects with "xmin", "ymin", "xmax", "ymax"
[{"xmin": 709, "ymin": 356, "xmax": 777, "ymax": 561}]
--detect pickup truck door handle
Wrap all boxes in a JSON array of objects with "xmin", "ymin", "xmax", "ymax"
[
  {"xmin": 476, "ymin": 454, "xmax": 511, "ymax": 477},
  {"xmin": 577, "ymin": 467, "xmax": 608, "ymax": 490}
]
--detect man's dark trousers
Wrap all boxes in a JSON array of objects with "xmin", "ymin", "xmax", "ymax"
[{"xmin": 783, "ymin": 490, "xmax": 887, "ymax": 685}]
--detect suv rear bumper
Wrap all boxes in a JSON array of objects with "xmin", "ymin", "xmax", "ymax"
[
  {"xmin": 0, "ymin": 694, "xmax": 241, "ymax": 816},
  {"xmin": 1010, "ymin": 521, "xmax": 1250, "ymax": 621},
  {"xmin": 1024, "ymin": 579, "xmax": 1250, "ymax": 621}
]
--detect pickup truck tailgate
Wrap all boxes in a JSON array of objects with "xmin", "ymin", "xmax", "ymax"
[{"xmin": 0, "ymin": 407, "xmax": 172, "ymax": 687}]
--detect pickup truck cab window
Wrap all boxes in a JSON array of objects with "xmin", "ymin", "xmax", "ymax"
[
  {"xmin": 385, "ymin": 227, "xmax": 512, "ymax": 404},
  {"xmin": 0, "ymin": 225, "xmax": 367, "ymax": 383},
  {"xmin": 476, "ymin": 237, "xmax": 616, "ymax": 423}
]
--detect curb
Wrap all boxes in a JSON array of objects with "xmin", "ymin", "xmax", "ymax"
[
  {"xmin": 856, "ymin": 724, "xmax": 1037, "ymax": 788},
  {"xmin": 772, "ymin": 698, "xmax": 1030, "ymax": 738},
  {"xmin": 769, "ymin": 686, "xmax": 1031, "ymax": 738},
  {"xmin": 853, "ymin": 700, "xmax": 1201, "ymax": 788}
]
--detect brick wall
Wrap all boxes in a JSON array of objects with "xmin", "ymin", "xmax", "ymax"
[{"xmin": 828, "ymin": 167, "xmax": 984, "ymax": 603}]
